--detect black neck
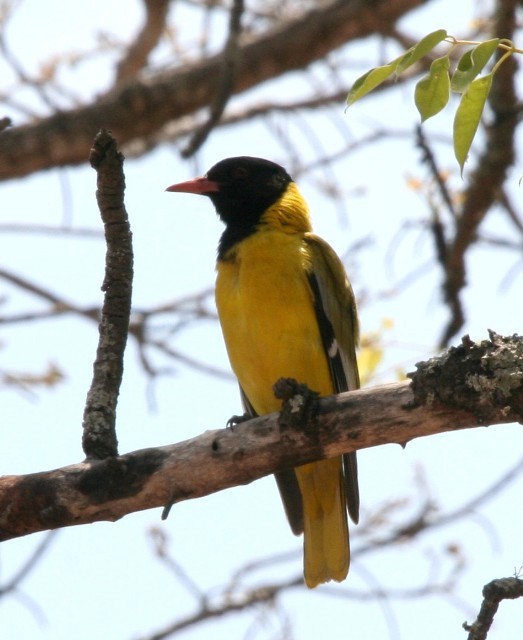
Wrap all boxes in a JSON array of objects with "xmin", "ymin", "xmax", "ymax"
[{"xmin": 217, "ymin": 221, "xmax": 258, "ymax": 259}]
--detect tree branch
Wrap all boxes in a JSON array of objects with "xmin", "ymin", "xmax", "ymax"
[
  {"xmin": 82, "ymin": 130, "xmax": 133, "ymax": 459},
  {"xmin": 182, "ymin": 0, "xmax": 245, "ymax": 156},
  {"xmin": 114, "ymin": 0, "xmax": 170, "ymax": 88},
  {"xmin": 439, "ymin": 0, "xmax": 520, "ymax": 347},
  {"xmin": 0, "ymin": 331, "xmax": 521, "ymax": 542},
  {"xmin": 0, "ymin": 0, "xmax": 425, "ymax": 181},
  {"xmin": 464, "ymin": 577, "xmax": 523, "ymax": 640}
]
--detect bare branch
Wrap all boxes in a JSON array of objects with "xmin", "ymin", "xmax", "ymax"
[
  {"xmin": 355, "ymin": 454, "xmax": 523, "ymax": 559},
  {"xmin": 114, "ymin": 0, "xmax": 170, "ymax": 87},
  {"xmin": 182, "ymin": 0, "xmax": 245, "ymax": 156},
  {"xmin": 497, "ymin": 187, "xmax": 523, "ymax": 236},
  {"xmin": 82, "ymin": 130, "xmax": 132, "ymax": 459},
  {"xmin": 0, "ymin": 531, "xmax": 58, "ymax": 596},
  {"xmin": 0, "ymin": 331, "xmax": 521, "ymax": 541},
  {"xmin": 0, "ymin": 265, "xmax": 222, "ymax": 378},
  {"xmin": 415, "ymin": 124, "xmax": 457, "ymax": 221},
  {"xmin": 0, "ymin": 267, "xmax": 77, "ymax": 309},
  {"xmin": 0, "ymin": 223, "xmax": 103, "ymax": 238},
  {"xmin": 141, "ymin": 577, "xmax": 297, "ymax": 640},
  {"xmin": 0, "ymin": 31, "xmax": 57, "ymax": 112},
  {"xmin": 0, "ymin": 0, "xmax": 426, "ymax": 181},
  {"xmin": 464, "ymin": 577, "xmax": 523, "ymax": 640},
  {"xmin": 141, "ymin": 457, "xmax": 523, "ymax": 640},
  {"xmin": 439, "ymin": 0, "xmax": 520, "ymax": 347}
]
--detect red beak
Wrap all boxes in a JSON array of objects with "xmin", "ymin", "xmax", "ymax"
[{"xmin": 165, "ymin": 176, "xmax": 220, "ymax": 195}]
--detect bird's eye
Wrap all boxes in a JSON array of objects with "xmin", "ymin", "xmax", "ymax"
[{"xmin": 233, "ymin": 167, "xmax": 248, "ymax": 179}]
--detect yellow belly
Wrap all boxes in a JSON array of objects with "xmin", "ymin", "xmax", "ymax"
[
  {"xmin": 215, "ymin": 230, "xmax": 332, "ymax": 415},
  {"xmin": 216, "ymin": 227, "xmax": 349, "ymax": 588}
]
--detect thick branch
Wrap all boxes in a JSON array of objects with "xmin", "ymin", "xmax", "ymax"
[
  {"xmin": 1, "ymin": 332, "xmax": 521, "ymax": 542},
  {"xmin": 0, "ymin": 0, "xmax": 425, "ymax": 181}
]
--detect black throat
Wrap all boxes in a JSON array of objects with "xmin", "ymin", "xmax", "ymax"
[{"xmin": 214, "ymin": 198, "xmax": 269, "ymax": 259}]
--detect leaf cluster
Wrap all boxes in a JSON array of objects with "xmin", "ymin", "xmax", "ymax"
[{"xmin": 347, "ymin": 30, "xmax": 518, "ymax": 173}]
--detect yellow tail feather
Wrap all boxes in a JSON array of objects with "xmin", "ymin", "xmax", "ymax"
[{"xmin": 296, "ymin": 457, "xmax": 349, "ymax": 588}]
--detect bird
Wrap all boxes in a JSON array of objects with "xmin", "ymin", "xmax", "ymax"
[{"xmin": 167, "ymin": 156, "xmax": 360, "ymax": 588}]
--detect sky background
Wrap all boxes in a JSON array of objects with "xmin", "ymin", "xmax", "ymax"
[{"xmin": 1, "ymin": 1, "xmax": 522, "ymax": 639}]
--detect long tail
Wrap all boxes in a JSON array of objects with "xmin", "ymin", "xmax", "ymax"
[{"xmin": 295, "ymin": 457, "xmax": 349, "ymax": 588}]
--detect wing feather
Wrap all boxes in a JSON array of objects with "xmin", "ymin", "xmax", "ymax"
[
  {"xmin": 304, "ymin": 234, "xmax": 360, "ymax": 524},
  {"xmin": 238, "ymin": 233, "xmax": 360, "ymax": 532}
]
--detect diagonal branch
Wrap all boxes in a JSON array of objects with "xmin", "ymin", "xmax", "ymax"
[
  {"xmin": 0, "ymin": 0, "xmax": 425, "ymax": 181},
  {"xmin": 182, "ymin": 0, "xmax": 245, "ymax": 156},
  {"xmin": 1, "ymin": 331, "xmax": 521, "ymax": 542},
  {"xmin": 114, "ymin": 0, "xmax": 170, "ymax": 87}
]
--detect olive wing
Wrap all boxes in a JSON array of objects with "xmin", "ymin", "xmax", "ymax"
[{"xmin": 304, "ymin": 233, "xmax": 360, "ymax": 524}]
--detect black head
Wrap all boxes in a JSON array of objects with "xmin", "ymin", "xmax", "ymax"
[
  {"xmin": 167, "ymin": 156, "xmax": 293, "ymax": 257},
  {"xmin": 208, "ymin": 157, "xmax": 293, "ymax": 257},
  {"xmin": 206, "ymin": 156, "xmax": 292, "ymax": 224}
]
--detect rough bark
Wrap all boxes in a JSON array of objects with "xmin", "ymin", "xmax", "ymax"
[
  {"xmin": 1, "ymin": 331, "xmax": 521, "ymax": 542},
  {"xmin": 81, "ymin": 130, "xmax": 133, "ymax": 459},
  {"xmin": 464, "ymin": 577, "xmax": 523, "ymax": 640}
]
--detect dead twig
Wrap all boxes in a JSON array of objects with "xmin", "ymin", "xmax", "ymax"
[
  {"xmin": 82, "ymin": 130, "xmax": 133, "ymax": 459},
  {"xmin": 182, "ymin": 0, "xmax": 245, "ymax": 156},
  {"xmin": 464, "ymin": 577, "xmax": 523, "ymax": 640}
]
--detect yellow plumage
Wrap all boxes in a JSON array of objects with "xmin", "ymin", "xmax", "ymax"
[
  {"xmin": 297, "ymin": 459, "xmax": 349, "ymax": 585},
  {"xmin": 167, "ymin": 157, "xmax": 359, "ymax": 589},
  {"xmin": 215, "ymin": 184, "xmax": 353, "ymax": 588},
  {"xmin": 216, "ymin": 194, "xmax": 330, "ymax": 411}
]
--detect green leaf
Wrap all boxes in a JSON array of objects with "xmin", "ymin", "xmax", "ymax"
[
  {"xmin": 395, "ymin": 29, "xmax": 448, "ymax": 74},
  {"xmin": 415, "ymin": 55, "xmax": 451, "ymax": 121},
  {"xmin": 450, "ymin": 49, "xmax": 474, "ymax": 93},
  {"xmin": 451, "ymin": 39, "xmax": 500, "ymax": 93},
  {"xmin": 453, "ymin": 73, "xmax": 493, "ymax": 173},
  {"xmin": 471, "ymin": 38, "xmax": 500, "ymax": 69},
  {"xmin": 347, "ymin": 29, "xmax": 448, "ymax": 107},
  {"xmin": 346, "ymin": 61, "xmax": 398, "ymax": 106}
]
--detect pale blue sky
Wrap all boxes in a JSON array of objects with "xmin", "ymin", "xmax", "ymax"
[{"xmin": 1, "ymin": 1, "xmax": 522, "ymax": 639}]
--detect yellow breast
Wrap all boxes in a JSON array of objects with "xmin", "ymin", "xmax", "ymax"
[{"xmin": 215, "ymin": 229, "xmax": 333, "ymax": 415}]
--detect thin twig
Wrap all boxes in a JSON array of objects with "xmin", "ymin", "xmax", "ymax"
[
  {"xmin": 0, "ymin": 34, "xmax": 56, "ymax": 111},
  {"xmin": 0, "ymin": 223, "xmax": 103, "ymax": 238},
  {"xmin": 497, "ymin": 187, "xmax": 523, "ymax": 236},
  {"xmin": 0, "ymin": 267, "xmax": 71, "ymax": 308},
  {"xmin": 415, "ymin": 124, "xmax": 457, "ymax": 220},
  {"xmin": 139, "ymin": 578, "xmax": 299, "ymax": 640},
  {"xmin": 0, "ymin": 531, "xmax": 58, "ymax": 596},
  {"xmin": 143, "ymin": 455, "xmax": 523, "ymax": 640},
  {"xmin": 464, "ymin": 577, "xmax": 523, "ymax": 640},
  {"xmin": 182, "ymin": 0, "xmax": 245, "ymax": 156},
  {"xmin": 82, "ymin": 130, "xmax": 133, "ymax": 459},
  {"xmin": 439, "ymin": 0, "xmax": 520, "ymax": 347}
]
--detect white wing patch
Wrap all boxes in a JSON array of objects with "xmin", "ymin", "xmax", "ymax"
[{"xmin": 328, "ymin": 338, "xmax": 339, "ymax": 359}]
